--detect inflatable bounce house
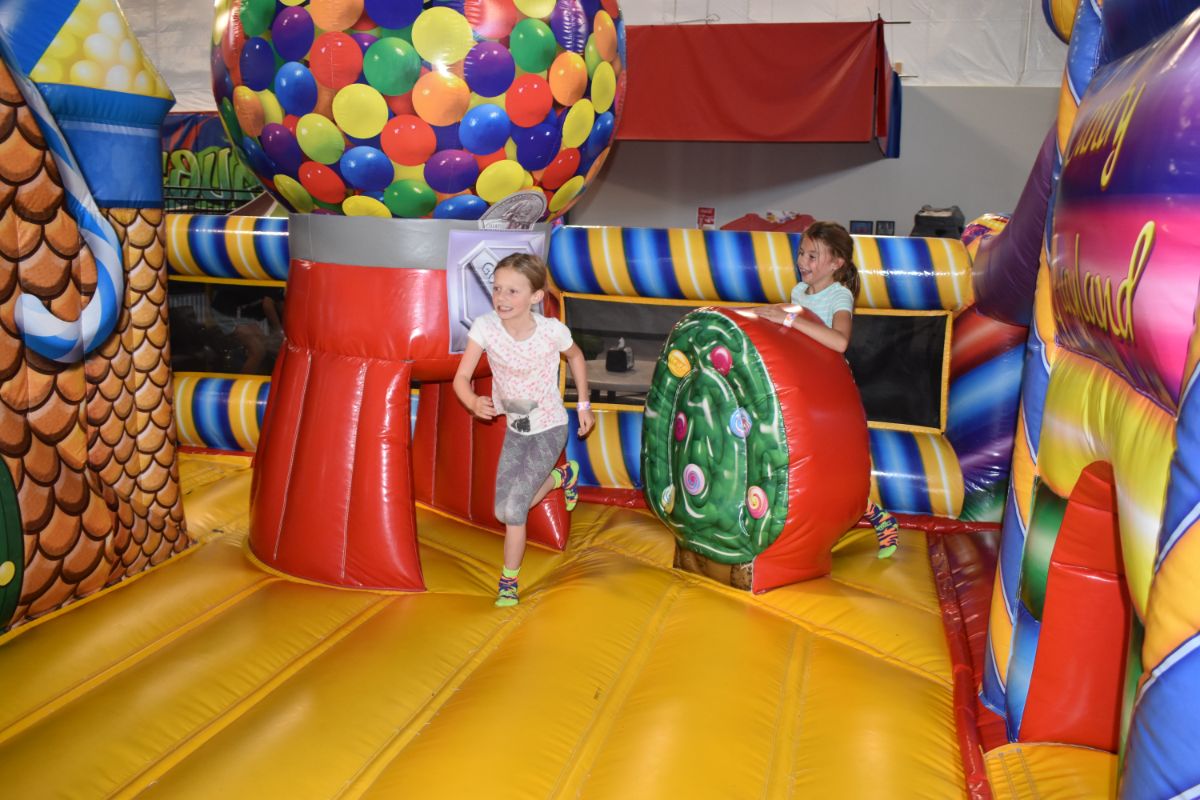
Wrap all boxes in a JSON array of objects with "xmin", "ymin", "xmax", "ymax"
[{"xmin": 0, "ymin": 0, "xmax": 1197, "ymax": 797}]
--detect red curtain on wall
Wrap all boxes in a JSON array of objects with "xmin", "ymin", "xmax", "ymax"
[{"xmin": 618, "ymin": 20, "xmax": 896, "ymax": 151}]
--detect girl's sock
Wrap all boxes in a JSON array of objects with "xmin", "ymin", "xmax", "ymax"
[
  {"xmin": 496, "ymin": 566, "xmax": 520, "ymax": 607},
  {"xmin": 551, "ymin": 460, "xmax": 580, "ymax": 511},
  {"xmin": 865, "ymin": 502, "xmax": 899, "ymax": 559}
]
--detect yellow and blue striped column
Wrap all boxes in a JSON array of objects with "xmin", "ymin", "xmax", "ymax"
[
  {"xmin": 1123, "ymin": 316, "xmax": 1200, "ymax": 797},
  {"xmin": 980, "ymin": 0, "xmax": 1103, "ymax": 724},
  {"xmin": 166, "ymin": 213, "xmax": 289, "ymax": 280}
]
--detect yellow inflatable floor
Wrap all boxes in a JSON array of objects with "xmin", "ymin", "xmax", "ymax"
[{"xmin": 0, "ymin": 454, "xmax": 970, "ymax": 798}]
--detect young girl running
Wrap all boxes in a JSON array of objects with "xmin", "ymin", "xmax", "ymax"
[
  {"xmin": 757, "ymin": 221, "xmax": 900, "ymax": 558},
  {"xmin": 453, "ymin": 253, "xmax": 596, "ymax": 606}
]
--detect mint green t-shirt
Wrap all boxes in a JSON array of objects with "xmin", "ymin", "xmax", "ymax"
[{"xmin": 789, "ymin": 282, "xmax": 855, "ymax": 327}]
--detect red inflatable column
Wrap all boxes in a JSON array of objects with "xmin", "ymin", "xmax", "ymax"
[{"xmin": 249, "ymin": 217, "xmax": 464, "ymax": 590}]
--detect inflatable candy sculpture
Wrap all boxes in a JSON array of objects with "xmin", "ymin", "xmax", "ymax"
[
  {"xmin": 643, "ymin": 308, "xmax": 870, "ymax": 592},
  {"xmin": 211, "ymin": 0, "xmax": 624, "ymax": 590},
  {"xmin": 0, "ymin": 0, "xmax": 183, "ymax": 629}
]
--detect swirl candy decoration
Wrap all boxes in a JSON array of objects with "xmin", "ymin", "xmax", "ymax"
[
  {"xmin": 643, "ymin": 308, "xmax": 869, "ymax": 592},
  {"xmin": 0, "ymin": 35, "xmax": 124, "ymax": 363}
]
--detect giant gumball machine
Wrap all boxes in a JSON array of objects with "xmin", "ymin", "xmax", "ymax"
[{"xmin": 211, "ymin": 0, "xmax": 624, "ymax": 590}]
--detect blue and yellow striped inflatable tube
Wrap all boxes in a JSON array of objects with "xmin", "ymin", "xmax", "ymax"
[
  {"xmin": 174, "ymin": 373, "xmax": 270, "ymax": 452},
  {"xmin": 166, "ymin": 214, "xmax": 289, "ymax": 281},
  {"xmin": 561, "ymin": 410, "xmax": 964, "ymax": 518},
  {"xmin": 548, "ymin": 226, "xmax": 973, "ymax": 311},
  {"xmin": 1126, "ymin": 334, "xmax": 1200, "ymax": 793},
  {"xmin": 981, "ymin": 0, "xmax": 1102, "ymax": 718}
]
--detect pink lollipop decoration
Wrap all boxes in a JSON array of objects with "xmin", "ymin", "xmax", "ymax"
[
  {"xmin": 746, "ymin": 486, "xmax": 769, "ymax": 519},
  {"xmin": 674, "ymin": 412, "xmax": 687, "ymax": 441},
  {"xmin": 682, "ymin": 463, "xmax": 706, "ymax": 496}
]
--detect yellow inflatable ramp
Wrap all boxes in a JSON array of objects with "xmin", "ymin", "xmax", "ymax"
[{"xmin": 0, "ymin": 454, "xmax": 967, "ymax": 798}]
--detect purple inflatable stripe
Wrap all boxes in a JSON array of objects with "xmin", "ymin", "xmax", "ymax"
[{"xmin": 971, "ymin": 126, "xmax": 1057, "ymax": 327}]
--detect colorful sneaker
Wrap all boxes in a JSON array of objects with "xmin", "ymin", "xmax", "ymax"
[
  {"xmin": 865, "ymin": 501, "xmax": 899, "ymax": 559},
  {"xmin": 495, "ymin": 575, "xmax": 519, "ymax": 607},
  {"xmin": 553, "ymin": 460, "xmax": 580, "ymax": 511}
]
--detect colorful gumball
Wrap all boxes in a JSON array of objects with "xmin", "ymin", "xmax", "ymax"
[
  {"xmin": 257, "ymin": 90, "xmax": 285, "ymax": 126},
  {"xmin": 465, "ymin": 0, "xmax": 520, "ymax": 38},
  {"xmin": 413, "ymin": 71, "xmax": 470, "ymax": 126},
  {"xmin": 514, "ymin": 0, "xmax": 555, "ymax": 17},
  {"xmin": 674, "ymin": 412, "xmax": 687, "ymax": 441},
  {"xmin": 309, "ymin": 0, "xmax": 365, "ymax": 32},
  {"xmin": 550, "ymin": 0, "xmax": 588, "ymax": 53},
  {"xmin": 562, "ymin": 99, "xmax": 595, "ymax": 149},
  {"xmin": 364, "ymin": 37, "xmax": 420, "ymax": 95},
  {"xmin": 340, "ymin": 146, "xmax": 394, "ymax": 192},
  {"xmin": 584, "ymin": 110, "xmax": 615, "ymax": 160},
  {"xmin": 275, "ymin": 62, "xmax": 318, "ymax": 116},
  {"xmin": 299, "ymin": 161, "xmax": 348, "ymax": 204},
  {"xmin": 296, "ymin": 113, "xmax": 346, "ymax": 164},
  {"xmin": 425, "ymin": 149, "xmax": 480, "ymax": 193},
  {"xmin": 332, "ymin": 83, "xmax": 389, "ymax": 139},
  {"xmin": 593, "ymin": 10, "xmax": 618, "ymax": 60},
  {"xmin": 384, "ymin": 178, "xmax": 438, "ymax": 217},
  {"xmin": 343, "ymin": 194, "xmax": 392, "ymax": 217},
  {"xmin": 513, "ymin": 122, "xmax": 561, "ymax": 170},
  {"xmin": 273, "ymin": 173, "xmax": 315, "ymax": 212},
  {"xmin": 239, "ymin": 0, "xmax": 276, "ymax": 38},
  {"xmin": 506, "ymin": 74, "xmax": 552, "ymax": 127},
  {"xmin": 476, "ymin": 159, "xmax": 526, "ymax": 203},
  {"xmin": 382, "ymin": 114, "xmax": 437, "ymax": 165},
  {"xmin": 261, "ymin": 123, "xmax": 305, "ymax": 175},
  {"xmin": 540, "ymin": 147, "xmax": 579, "ymax": 189},
  {"xmin": 464, "ymin": 42, "xmax": 515, "ymax": 98},
  {"xmin": 591, "ymin": 61, "xmax": 616, "ymax": 113},
  {"xmin": 233, "ymin": 85, "xmax": 265, "ymax": 137},
  {"xmin": 548, "ymin": 175, "xmax": 584, "ymax": 213},
  {"xmin": 364, "ymin": 0, "xmax": 422, "ymax": 29},
  {"xmin": 310, "ymin": 32, "xmax": 363, "ymax": 90},
  {"xmin": 510, "ymin": 19, "xmax": 557, "ymax": 73},
  {"xmin": 412, "ymin": 7, "xmax": 475, "ymax": 67},
  {"xmin": 434, "ymin": 193, "xmax": 488, "ymax": 219},
  {"xmin": 549, "ymin": 52, "xmax": 588, "ymax": 106},
  {"xmin": 271, "ymin": 7, "xmax": 315, "ymax": 62},
  {"xmin": 239, "ymin": 135, "xmax": 275, "ymax": 177},
  {"xmin": 350, "ymin": 32, "xmax": 380, "ymax": 54},
  {"xmin": 583, "ymin": 36, "xmax": 603, "ymax": 76},
  {"xmin": 459, "ymin": 104, "xmax": 511, "ymax": 155},
  {"xmin": 239, "ymin": 37, "xmax": 275, "ymax": 91}
]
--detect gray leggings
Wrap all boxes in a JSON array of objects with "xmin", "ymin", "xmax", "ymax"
[{"xmin": 495, "ymin": 424, "xmax": 567, "ymax": 525}]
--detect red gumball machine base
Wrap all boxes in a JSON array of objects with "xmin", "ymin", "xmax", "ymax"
[{"xmin": 249, "ymin": 218, "xmax": 566, "ymax": 590}]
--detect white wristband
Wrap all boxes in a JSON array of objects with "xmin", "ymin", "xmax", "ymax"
[
  {"xmin": 783, "ymin": 312, "xmax": 797, "ymax": 328},
  {"xmin": 577, "ymin": 401, "xmax": 592, "ymax": 411}
]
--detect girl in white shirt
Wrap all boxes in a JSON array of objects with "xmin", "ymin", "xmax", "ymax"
[
  {"xmin": 454, "ymin": 254, "xmax": 596, "ymax": 605},
  {"xmin": 758, "ymin": 221, "xmax": 900, "ymax": 558}
]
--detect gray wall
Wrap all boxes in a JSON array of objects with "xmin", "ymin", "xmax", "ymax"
[{"xmin": 569, "ymin": 85, "xmax": 1060, "ymax": 232}]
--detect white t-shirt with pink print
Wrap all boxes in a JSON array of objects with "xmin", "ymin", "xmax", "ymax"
[{"xmin": 467, "ymin": 311, "xmax": 574, "ymax": 435}]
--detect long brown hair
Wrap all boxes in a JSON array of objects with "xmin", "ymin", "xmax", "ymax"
[{"xmin": 803, "ymin": 221, "xmax": 860, "ymax": 298}]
